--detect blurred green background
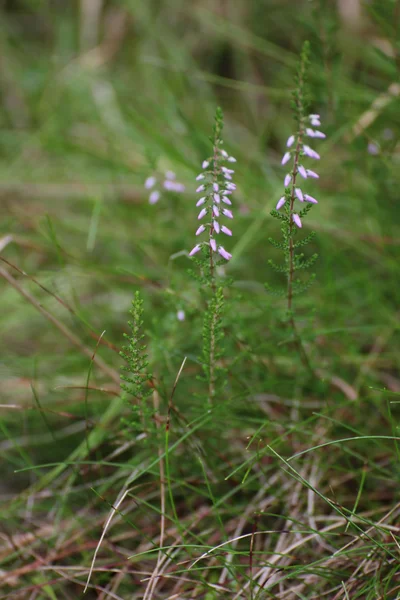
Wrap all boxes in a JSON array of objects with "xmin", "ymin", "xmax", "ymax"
[{"xmin": 1, "ymin": 0, "xmax": 400, "ymax": 597}]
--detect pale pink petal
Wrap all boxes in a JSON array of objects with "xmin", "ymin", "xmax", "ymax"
[
  {"xmin": 196, "ymin": 224, "xmax": 206, "ymax": 235},
  {"xmin": 293, "ymin": 213, "xmax": 302, "ymax": 228},
  {"xmin": 149, "ymin": 190, "xmax": 160, "ymax": 204},
  {"xmin": 145, "ymin": 176, "xmax": 156, "ymax": 189},
  {"xmin": 284, "ymin": 174, "xmax": 292, "ymax": 187},
  {"xmin": 218, "ymin": 246, "xmax": 232, "ymax": 260},
  {"xmin": 276, "ymin": 197, "xmax": 286, "ymax": 210},
  {"xmin": 221, "ymin": 225, "xmax": 232, "ymax": 236},
  {"xmin": 222, "ymin": 208, "xmax": 233, "ymax": 219},
  {"xmin": 295, "ymin": 188, "xmax": 304, "ymax": 202},
  {"xmin": 281, "ymin": 152, "xmax": 291, "ymax": 165},
  {"xmin": 198, "ymin": 207, "xmax": 207, "ymax": 220},
  {"xmin": 210, "ymin": 238, "xmax": 217, "ymax": 252},
  {"xmin": 196, "ymin": 184, "xmax": 205, "ymax": 193},
  {"xmin": 202, "ymin": 160, "xmax": 210, "ymax": 169},
  {"xmin": 298, "ymin": 165, "xmax": 307, "ymax": 178},
  {"xmin": 287, "ymin": 135, "xmax": 295, "ymax": 147},
  {"xmin": 304, "ymin": 194, "xmax": 318, "ymax": 204},
  {"xmin": 189, "ymin": 244, "xmax": 201, "ymax": 256},
  {"xmin": 213, "ymin": 220, "xmax": 220, "ymax": 233},
  {"xmin": 196, "ymin": 197, "xmax": 206, "ymax": 206}
]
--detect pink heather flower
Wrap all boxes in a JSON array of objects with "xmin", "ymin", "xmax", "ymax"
[
  {"xmin": 214, "ymin": 193, "xmax": 220, "ymax": 203},
  {"xmin": 281, "ymin": 152, "xmax": 291, "ymax": 165},
  {"xmin": 222, "ymin": 208, "xmax": 233, "ymax": 219},
  {"xmin": 213, "ymin": 220, "xmax": 220, "ymax": 233},
  {"xmin": 164, "ymin": 180, "xmax": 184, "ymax": 191},
  {"xmin": 196, "ymin": 184, "xmax": 205, "ymax": 193},
  {"xmin": 196, "ymin": 174, "xmax": 205, "ymax": 181},
  {"xmin": 222, "ymin": 167, "xmax": 234, "ymax": 174},
  {"xmin": 303, "ymin": 145, "xmax": 320, "ymax": 160},
  {"xmin": 298, "ymin": 165, "xmax": 307, "ymax": 179},
  {"xmin": 313, "ymin": 130, "xmax": 326, "ymax": 139},
  {"xmin": 226, "ymin": 183, "xmax": 236, "ymax": 190},
  {"xmin": 149, "ymin": 190, "xmax": 160, "ymax": 204},
  {"xmin": 177, "ymin": 310, "xmax": 185, "ymax": 321},
  {"xmin": 213, "ymin": 205, "xmax": 220, "ymax": 217},
  {"xmin": 196, "ymin": 224, "xmax": 206, "ymax": 235},
  {"xmin": 218, "ymin": 246, "xmax": 232, "ymax": 260},
  {"xmin": 368, "ymin": 142, "xmax": 379, "ymax": 155},
  {"xmin": 198, "ymin": 207, "xmax": 207, "ymax": 220},
  {"xmin": 222, "ymin": 190, "xmax": 232, "ymax": 195},
  {"xmin": 306, "ymin": 169, "xmax": 319, "ymax": 179},
  {"xmin": 220, "ymin": 149, "xmax": 229, "ymax": 158},
  {"xmin": 145, "ymin": 176, "xmax": 156, "ymax": 189},
  {"xmin": 284, "ymin": 174, "xmax": 292, "ymax": 187},
  {"xmin": 221, "ymin": 225, "xmax": 232, "ymax": 236},
  {"xmin": 287, "ymin": 135, "xmax": 295, "ymax": 147},
  {"xmin": 189, "ymin": 244, "xmax": 201, "ymax": 256},
  {"xmin": 196, "ymin": 197, "xmax": 206, "ymax": 206},
  {"xmin": 227, "ymin": 156, "xmax": 236, "ymax": 163},
  {"xmin": 213, "ymin": 183, "xmax": 219, "ymax": 192},
  {"xmin": 306, "ymin": 128, "xmax": 316, "ymax": 137},
  {"xmin": 165, "ymin": 170, "xmax": 176, "ymax": 180},
  {"xmin": 276, "ymin": 197, "xmax": 286, "ymax": 210},
  {"xmin": 222, "ymin": 196, "xmax": 232, "ymax": 205},
  {"xmin": 304, "ymin": 194, "xmax": 318, "ymax": 204},
  {"xmin": 293, "ymin": 213, "xmax": 302, "ymax": 228},
  {"xmin": 210, "ymin": 238, "xmax": 217, "ymax": 252},
  {"xmin": 295, "ymin": 188, "xmax": 304, "ymax": 202},
  {"xmin": 223, "ymin": 172, "xmax": 233, "ymax": 180},
  {"xmin": 171, "ymin": 182, "xmax": 185, "ymax": 192},
  {"xmin": 202, "ymin": 160, "xmax": 210, "ymax": 169}
]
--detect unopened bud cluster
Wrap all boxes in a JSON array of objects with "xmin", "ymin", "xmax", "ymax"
[
  {"xmin": 278, "ymin": 114, "xmax": 325, "ymax": 228},
  {"xmin": 189, "ymin": 148, "xmax": 236, "ymax": 261},
  {"xmin": 145, "ymin": 170, "xmax": 185, "ymax": 204}
]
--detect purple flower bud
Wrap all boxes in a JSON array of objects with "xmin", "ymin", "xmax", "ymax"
[
  {"xmin": 213, "ymin": 220, "xmax": 220, "ymax": 234},
  {"xmin": 222, "ymin": 196, "xmax": 232, "ymax": 205},
  {"xmin": 304, "ymin": 194, "xmax": 318, "ymax": 204},
  {"xmin": 213, "ymin": 183, "xmax": 219, "ymax": 192},
  {"xmin": 177, "ymin": 310, "xmax": 185, "ymax": 321},
  {"xmin": 306, "ymin": 128, "xmax": 316, "ymax": 137},
  {"xmin": 189, "ymin": 244, "xmax": 201, "ymax": 256},
  {"xmin": 198, "ymin": 207, "xmax": 207, "ymax": 220},
  {"xmin": 196, "ymin": 197, "xmax": 206, "ymax": 206},
  {"xmin": 202, "ymin": 160, "xmax": 210, "ymax": 169},
  {"xmin": 284, "ymin": 174, "xmax": 292, "ymax": 187},
  {"xmin": 210, "ymin": 238, "xmax": 217, "ymax": 252},
  {"xmin": 287, "ymin": 135, "xmax": 295, "ymax": 147},
  {"xmin": 196, "ymin": 174, "xmax": 205, "ymax": 181},
  {"xmin": 145, "ymin": 176, "xmax": 156, "ymax": 189},
  {"xmin": 221, "ymin": 225, "xmax": 232, "ymax": 236},
  {"xmin": 313, "ymin": 130, "xmax": 326, "ymax": 139},
  {"xmin": 276, "ymin": 197, "xmax": 286, "ymax": 210},
  {"xmin": 223, "ymin": 173, "xmax": 233, "ymax": 180},
  {"xmin": 165, "ymin": 170, "xmax": 176, "ymax": 180},
  {"xmin": 309, "ymin": 114, "xmax": 320, "ymax": 119},
  {"xmin": 306, "ymin": 169, "xmax": 319, "ymax": 179},
  {"xmin": 222, "ymin": 190, "xmax": 232, "ymax": 195},
  {"xmin": 220, "ymin": 149, "xmax": 229, "ymax": 158},
  {"xmin": 298, "ymin": 165, "xmax": 307, "ymax": 179},
  {"xmin": 213, "ymin": 205, "xmax": 220, "ymax": 217},
  {"xmin": 281, "ymin": 152, "xmax": 291, "ymax": 165},
  {"xmin": 223, "ymin": 208, "xmax": 233, "ymax": 219},
  {"xmin": 227, "ymin": 156, "xmax": 236, "ymax": 163},
  {"xmin": 196, "ymin": 224, "xmax": 206, "ymax": 235},
  {"xmin": 226, "ymin": 183, "xmax": 236, "ymax": 190},
  {"xmin": 368, "ymin": 142, "xmax": 379, "ymax": 155},
  {"xmin": 149, "ymin": 190, "xmax": 160, "ymax": 204},
  {"xmin": 172, "ymin": 183, "xmax": 185, "ymax": 192},
  {"xmin": 218, "ymin": 246, "xmax": 232, "ymax": 260},
  {"xmin": 222, "ymin": 167, "xmax": 234, "ymax": 174},
  {"xmin": 295, "ymin": 188, "xmax": 304, "ymax": 202},
  {"xmin": 293, "ymin": 214, "xmax": 302, "ymax": 228},
  {"xmin": 303, "ymin": 145, "xmax": 320, "ymax": 160},
  {"xmin": 214, "ymin": 193, "xmax": 220, "ymax": 203},
  {"xmin": 196, "ymin": 184, "xmax": 205, "ymax": 193}
]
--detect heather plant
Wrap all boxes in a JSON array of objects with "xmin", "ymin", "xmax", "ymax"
[
  {"xmin": 268, "ymin": 42, "xmax": 324, "ymax": 373},
  {"xmin": 3, "ymin": 3, "xmax": 400, "ymax": 599}
]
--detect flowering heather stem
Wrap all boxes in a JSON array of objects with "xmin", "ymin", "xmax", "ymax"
[{"xmin": 273, "ymin": 42, "xmax": 325, "ymax": 375}]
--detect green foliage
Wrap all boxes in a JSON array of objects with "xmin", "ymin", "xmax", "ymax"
[{"xmin": 120, "ymin": 291, "xmax": 154, "ymax": 435}]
